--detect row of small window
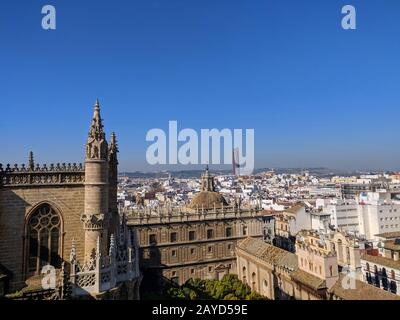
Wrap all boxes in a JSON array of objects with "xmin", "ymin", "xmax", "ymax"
[
  {"xmin": 300, "ymin": 258, "xmax": 334, "ymax": 277},
  {"xmin": 334, "ymin": 208, "xmax": 356, "ymax": 213},
  {"xmin": 336, "ymin": 216, "xmax": 359, "ymax": 220},
  {"xmin": 380, "ymin": 225, "xmax": 399, "ymax": 229},
  {"xmin": 379, "ymin": 209, "xmax": 398, "ymax": 213},
  {"xmin": 149, "ymin": 226, "xmax": 248, "ymax": 245},
  {"xmin": 278, "ymin": 224, "xmax": 289, "ymax": 231},
  {"xmin": 365, "ymin": 263, "xmax": 396, "ymax": 280},
  {"xmin": 365, "ymin": 272, "xmax": 397, "ymax": 294},
  {"xmin": 169, "ymin": 244, "xmax": 234, "ymax": 258},
  {"xmin": 171, "ymin": 264, "xmax": 233, "ymax": 278},
  {"xmin": 380, "ymin": 216, "xmax": 399, "ymax": 221}
]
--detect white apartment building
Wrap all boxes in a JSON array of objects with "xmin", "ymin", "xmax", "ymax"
[
  {"xmin": 317, "ymin": 191, "xmax": 400, "ymax": 242},
  {"xmin": 310, "ymin": 211, "xmax": 331, "ymax": 233},
  {"xmin": 358, "ymin": 191, "xmax": 400, "ymax": 242},
  {"xmin": 323, "ymin": 199, "xmax": 360, "ymax": 234}
]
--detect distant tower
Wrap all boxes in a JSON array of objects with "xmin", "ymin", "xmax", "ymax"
[
  {"xmin": 81, "ymin": 99, "xmax": 110, "ymax": 261},
  {"xmin": 232, "ymin": 148, "xmax": 240, "ymax": 176},
  {"xmin": 201, "ymin": 165, "xmax": 215, "ymax": 192}
]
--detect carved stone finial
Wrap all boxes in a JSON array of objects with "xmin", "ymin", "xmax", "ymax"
[
  {"xmin": 108, "ymin": 132, "xmax": 119, "ymax": 164},
  {"xmin": 81, "ymin": 213, "xmax": 106, "ymax": 230},
  {"xmin": 86, "ymin": 99, "xmax": 108, "ymax": 160},
  {"xmin": 28, "ymin": 151, "xmax": 34, "ymax": 171},
  {"xmin": 96, "ymin": 236, "xmax": 101, "ymax": 257},
  {"xmin": 109, "ymin": 234, "xmax": 116, "ymax": 257},
  {"xmin": 70, "ymin": 238, "xmax": 77, "ymax": 263}
]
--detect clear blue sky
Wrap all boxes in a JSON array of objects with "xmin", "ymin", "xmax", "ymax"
[{"xmin": 1, "ymin": 0, "xmax": 400, "ymax": 172}]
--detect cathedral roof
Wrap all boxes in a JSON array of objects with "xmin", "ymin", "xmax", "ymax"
[
  {"xmin": 187, "ymin": 166, "xmax": 229, "ymax": 210},
  {"xmin": 290, "ymin": 269, "xmax": 326, "ymax": 291},
  {"xmin": 237, "ymin": 237, "xmax": 297, "ymax": 270},
  {"xmin": 188, "ymin": 191, "xmax": 228, "ymax": 210}
]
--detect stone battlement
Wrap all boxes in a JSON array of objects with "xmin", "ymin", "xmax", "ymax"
[
  {"xmin": 125, "ymin": 204, "xmax": 263, "ymax": 226},
  {"xmin": 0, "ymin": 162, "xmax": 85, "ymax": 187}
]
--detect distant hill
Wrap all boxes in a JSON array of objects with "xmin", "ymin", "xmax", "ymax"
[{"xmin": 119, "ymin": 167, "xmax": 355, "ymax": 179}]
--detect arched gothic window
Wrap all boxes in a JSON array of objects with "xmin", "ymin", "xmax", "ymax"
[{"xmin": 26, "ymin": 204, "xmax": 61, "ymax": 275}]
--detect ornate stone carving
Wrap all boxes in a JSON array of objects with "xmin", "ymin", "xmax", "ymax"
[
  {"xmin": 69, "ymin": 219, "xmax": 140, "ymax": 297},
  {"xmin": 80, "ymin": 213, "xmax": 107, "ymax": 230},
  {"xmin": 85, "ymin": 99, "xmax": 108, "ymax": 160},
  {"xmin": 0, "ymin": 163, "xmax": 85, "ymax": 187}
]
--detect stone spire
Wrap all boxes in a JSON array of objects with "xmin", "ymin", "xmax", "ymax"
[
  {"xmin": 108, "ymin": 132, "xmax": 119, "ymax": 164},
  {"xmin": 108, "ymin": 131, "xmax": 119, "ymax": 227},
  {"xmin": 86, "ymin": 99, "xmax": 108, "ymax": 160},
  {"xmin": 28, "ymin": 151, "xmax": 35, "ymax": 171},
  {"xmin": 90, "ymin": 99, "xmax": 104, "ymax": 138}
]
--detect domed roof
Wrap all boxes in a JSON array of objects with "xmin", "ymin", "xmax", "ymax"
[{"xmin": 188, "ymin": 191, "xmax": 228, "ymax": 210}]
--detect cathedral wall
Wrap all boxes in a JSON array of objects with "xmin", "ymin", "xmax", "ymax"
[
  {"xmin": 130, "ymin": 216, "xmax": 263, "ymax": 286},
  {"xmin": 0, "ymin": 185, "xmax": 85, "ymax": 290}
]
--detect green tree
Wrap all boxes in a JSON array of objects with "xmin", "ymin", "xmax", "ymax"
[
  {"xmin": 223, "ymin": 293, "xmax": 239, "ymax": 300},
  {"xmin": 150, "ymin": 274, "xmax": 267, "ymax": 301}
]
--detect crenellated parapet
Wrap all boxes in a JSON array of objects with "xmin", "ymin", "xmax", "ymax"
[
  {"xmin": 0, "ymin": 158, "xmax": 85, "ymax": 187},
  {"xmin": 125, "ymin": 204, "xmax": 263, "ymax": 226}
]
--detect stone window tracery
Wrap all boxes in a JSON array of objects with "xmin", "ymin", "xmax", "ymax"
[{"xmin": 26, "ymin": 204, "xmax": 61, "ymax": 275}]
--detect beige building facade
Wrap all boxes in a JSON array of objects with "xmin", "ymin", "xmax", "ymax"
[
  {"xmin": 127, "ymin": 168, "xmax": 265, "ymax": 288},
  {"xmin": 236, "ymin": 231, "xmax": 400, "ymax": 300}
]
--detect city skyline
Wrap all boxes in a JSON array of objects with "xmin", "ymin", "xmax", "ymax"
[{"xmin": 1, "ymin": 0, "xmax": 400, "ymax": 172}]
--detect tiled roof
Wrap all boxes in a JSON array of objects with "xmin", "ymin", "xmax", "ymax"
[
  {"xmin": 383, "ymin": 240, "xmax": 400, "ymax": 252},
  {"xmin": 261, "ymin": 209, "xmax": 280, "ymax": 216},
  {"xmin": 188, "ymin": 191, "xmax": 228, "ymax": 209},
  {"xmin": 285, "ymin": 203, "xmax": 304, "ymax": 214},
  {"xmin": 290, "ymin": 269, "xmax": 326, "ymax": 291},
  {"xmin": 329, "ymin": 274, "xmax": 400, "ymax": 300},
  {"xmin": 237, "ymin": 237, "xmax": 297, "ymax": 270},
  {"xmin": 361, "ymin": 253, "xmax": 400, "ymax": 270},
  {"xmin": 375, "ymin": 231, "xmax": 400, "ymax": 239}
]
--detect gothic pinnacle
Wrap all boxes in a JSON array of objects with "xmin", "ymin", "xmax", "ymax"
[
  {"xmin": 28, "ymin": 151, "xmax": 34, "ymax": 171},
  {"xmin": 110, "ymin": 132, "xmax": 118, "ymax": 151},
  {"xmin": 88, "ymin": 98, "xmax": 105, "ymax": 140},
  {"xmin": 111, "ymin": 132, "xmax": 116, "ymax": 144}
]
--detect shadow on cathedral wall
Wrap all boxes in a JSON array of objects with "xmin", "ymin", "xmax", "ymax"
[
  {"xmin": 0, "ymin": 189, "xmax": 31, "ymax": 296},
  {"xmin": 0, "ymin": 190, "xmax": 79, "ymax": 299},
  {"xmin": 139, "ymin": 240, "xmax": 173, "ymax": 298}
]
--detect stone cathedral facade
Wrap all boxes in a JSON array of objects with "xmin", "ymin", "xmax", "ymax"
[
  {"xmin": 127, "ymin": 167, "xmax": 265, "ymax": 290},
  {"xmin": 0, "ymin": 100, "xmax": 141, "ymax": 299}
]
